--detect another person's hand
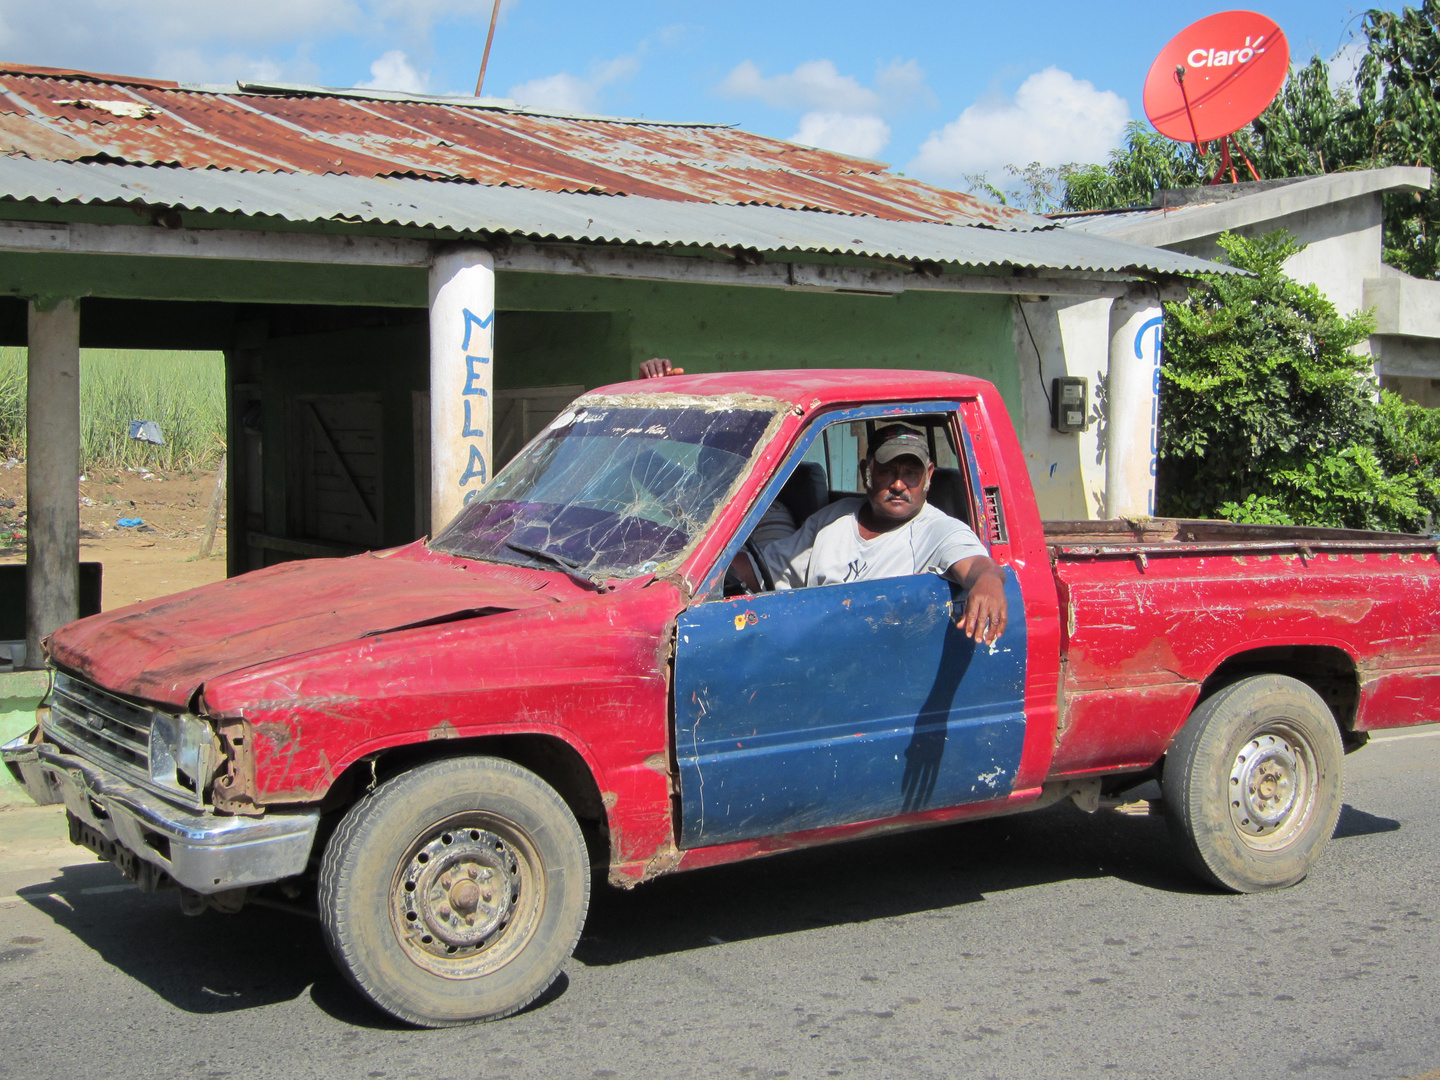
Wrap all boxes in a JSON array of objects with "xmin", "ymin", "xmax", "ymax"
[{"xmin": 640, "ymin": 358, "xmax": 684, "ymax": 379}]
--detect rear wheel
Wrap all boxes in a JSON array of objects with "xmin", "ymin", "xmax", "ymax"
[
  {"xmin": 319, "ymin": 756, "xmax": 589, "ymax": 1026},
  {"xmin": 1162, "ymin": 675, "xmax": 1344, "ymax": 893}
]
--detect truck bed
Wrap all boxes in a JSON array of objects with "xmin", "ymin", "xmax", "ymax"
[{"xmin": 1039, "ymin": 518, "xmax": 1440, "ymax": 781}]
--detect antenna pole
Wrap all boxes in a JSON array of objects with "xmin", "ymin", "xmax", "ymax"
[
  {"xmin": 1173, "ymin": 65, "xmax": 1206, "ymax": 156},
  {"xmin": 1234, "ymin": 137, "xmax": 1262, "ymax": 181},
  {"xmin": 1209, "ymin": 139, "xmax": 1236, "ymax": 185},
  {"xmin": 474, "ymin": 0, "xmax": 502, "ymax": 97}
]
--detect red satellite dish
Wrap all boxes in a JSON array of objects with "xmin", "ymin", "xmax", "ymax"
[{"xmin": 1143, "ymin": 10, "xmax": 1289, "ymax": 146}]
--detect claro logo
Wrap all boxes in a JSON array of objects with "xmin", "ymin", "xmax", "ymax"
[{"xmin": 1187, "ymin": 35, "xmax": 1268, "ymax": 68}]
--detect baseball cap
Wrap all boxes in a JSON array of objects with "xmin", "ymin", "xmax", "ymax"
[{"xmin": 870, "ymin": 424, "xmax": 931, "ymax": 466}]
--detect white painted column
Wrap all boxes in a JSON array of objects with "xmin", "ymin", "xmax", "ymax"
[
  {"xmin": 25, "ymin": 299, "xmax": 80, "ymax": 669},
  {"xmin": 428, "ymin": 247, "xmax": 495, "ymax": 532},
  {"xmin": 1105, "ymin": 289, "xmax": 1164, "ymax": 518}
]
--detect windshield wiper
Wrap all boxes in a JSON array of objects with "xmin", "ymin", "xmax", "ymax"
[{"xmin": 504, "ymin": 540, "xmax": 606, "ymax": 590}]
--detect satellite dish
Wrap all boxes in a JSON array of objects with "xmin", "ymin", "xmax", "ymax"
[{"xmin": 1143, "ymin": 10, "xmax": 1289, "ymax": 183}]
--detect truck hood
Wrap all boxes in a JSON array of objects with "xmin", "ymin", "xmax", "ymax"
[{"xmin": 47, "ymin": 551, "xmax": 560, "ymax": 709}]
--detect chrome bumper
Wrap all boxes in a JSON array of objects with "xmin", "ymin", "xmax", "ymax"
[{"xmin": 2, "ymin": 733, "xmax": 319, "ymax": 895}]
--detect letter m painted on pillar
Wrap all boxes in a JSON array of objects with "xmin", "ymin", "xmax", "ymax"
[{"xmin": 461, "ymin": 308, "xmax": 493, "ymax": 352}]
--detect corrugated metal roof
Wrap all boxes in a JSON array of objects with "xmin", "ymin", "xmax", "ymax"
[
  {"xmin": 0, "ymin": 156, "xmax": 1237, "ymax": 277},
  {"xmin": 1051, "ymin": 206, "xmax": 1169, "ymax": 236},
  {"xmin": 0, "ymin": 62, "xmax": 1046, "ymax": 231}
]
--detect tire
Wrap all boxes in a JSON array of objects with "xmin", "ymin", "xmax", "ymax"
[
  {"xmin": 1162, "ymin": 675, "xmax": 1344, "ymax": 893},
  {"xmin": 318, "ymin": 756, "xmax": 590, "ymax": 1027}
]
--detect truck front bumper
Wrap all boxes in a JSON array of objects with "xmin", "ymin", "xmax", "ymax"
[{"xmin": 2, "ymin": 733, "xmax": 319, "ymax": 895}]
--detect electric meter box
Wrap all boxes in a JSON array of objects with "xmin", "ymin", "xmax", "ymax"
[{"xmin": 1051, "ymin": 377, "xmax": 1089, "ymax": 434}]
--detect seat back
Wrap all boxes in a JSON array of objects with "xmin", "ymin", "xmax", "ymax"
[
  {"xmin": 777, "ymin": 461, "xmax": 830, "ymax": 525},
  {"xmin": 927, "ymin": 467, "xmax": 971, "ymax": 528}
]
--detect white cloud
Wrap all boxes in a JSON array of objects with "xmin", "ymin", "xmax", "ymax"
[
  {"xmin": 357, "ymin": 49, "xmax": 428, "ymax": 94},
  {"xmin": 791, "ymin": 112, "xmax": 890, "ymax": 159},
  {"xmin": 508, "ymin": 54, "xmax": 640, "ymax": 114},
  {"xmin": 717, "ymin": 58, "xmax": 932, "ymax": 160},
  {"xmin": 507, "ymin": 72, "xmax": 593, "ymax": 112},
  {"xmin": 0, "ymin": 0, "xmax": 503, "ymax": 86},
  {"xmin": 147, "ymin": 45, "xmax": 317, "ymax": 86},
  {"xmin": 910, "ymin": 67, "xmax": 1129, "ymax": 182},
  {"xmin": 874, "ymin": 59, "xmax": 935, "ymax": 111},
  {"xmin": 372, "ymin": 0, "xmax": 518, "ymax": 42},
  {"xmin": 718, "ymin": 59, "xmax": 879, "ymax": 114}
]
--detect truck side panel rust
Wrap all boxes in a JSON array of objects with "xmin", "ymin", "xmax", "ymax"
[
  {"xmin": 202, "ymin": 576, "xmax": 686, "ymax": 875},
  {"xmin": 1050, "ymin": 546, "xmax": 1440, "ymax": 776}
]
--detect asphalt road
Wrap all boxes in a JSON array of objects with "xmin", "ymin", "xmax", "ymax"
[{"xmin": 1, "ymin": 728, "xmax": 1437, "ymax": 1080}]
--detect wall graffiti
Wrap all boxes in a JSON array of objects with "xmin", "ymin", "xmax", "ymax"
[
  {"xmin": 458, "ymin": 306, "xmax": 493, "ymax": 501},
  {"xmin": 1134, "ymin": 315, "xmax": 1164, "ymax": 514}
]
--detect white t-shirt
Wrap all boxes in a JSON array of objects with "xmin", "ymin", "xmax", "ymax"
[{"xmin": 759, "ymin": 498, "xmax": 988, "ymax": 590}]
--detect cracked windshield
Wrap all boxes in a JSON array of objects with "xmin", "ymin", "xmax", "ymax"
[{"xmin": 431, "ymin": 399, "xmax": 780, "ymax": 579}]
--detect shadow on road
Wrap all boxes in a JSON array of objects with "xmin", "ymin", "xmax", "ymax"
[
  {"xmin": 1332, "ymin": 803, "xmax": 1401, "ymax": 839},
  {"xmin": 575, "ymin": 800, "xmax": 1205, "ymax": 967},
  {"xmin": 19, "ymin": 796, "xmax": 1398, "ymax": 1017},
  {"xmin": 17, "ymin": 860, "xmax": 334, "ymax": 1017}
]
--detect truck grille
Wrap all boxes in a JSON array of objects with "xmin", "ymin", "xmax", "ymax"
[{"xmin": 47, "ymin": 673, "xmax": 157, "ymax": 791}]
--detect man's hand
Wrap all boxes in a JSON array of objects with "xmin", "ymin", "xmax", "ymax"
[
  {"xmin": 639, "ymin": 358, "xmax": 684, "ymax": 379},
  {"xmin": 948, "ymin": 556, "xmax": 1008, "ymax": 644}
]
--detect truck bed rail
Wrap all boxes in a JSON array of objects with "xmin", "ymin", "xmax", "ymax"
[{"xmin": 1044, "ymin": 518, "xmax": 1435, "ymax": 560}]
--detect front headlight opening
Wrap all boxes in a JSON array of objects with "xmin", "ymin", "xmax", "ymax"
[{"xmin": 149, "ymin": 713, "xmax": 216, "ymax": 796}]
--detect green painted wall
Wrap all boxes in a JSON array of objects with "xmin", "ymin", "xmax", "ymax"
[
  {"xmin": 0, "ymin": 252, "xmax": 425, "ymax": 308},
  {"xmin": 242, "ymin": 272, "xmax": 1020, "ymax": 548},
  {"xmin": 494, "ymin": 310, "xmax": 630, "ymax": 391},
  {"xmin": 0, "ymin": 251, "xmax": 1021, "ymax": 415},
  {"xmin": 496, "ymin": 272, "xmax": 1022, "ymax": 411}
]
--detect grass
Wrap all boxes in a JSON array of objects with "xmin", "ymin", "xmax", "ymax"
[{"xmin": 0, "ymin": 347, "xmax": 225, "ymax": 472}]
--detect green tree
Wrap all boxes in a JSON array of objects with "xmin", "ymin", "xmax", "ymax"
[
  {"xmin": 1062, "ymin": 1, "xmax": 1440, "ymax": 278},
  {"xmin": 1153, "ymin": 230, "xmax": 1440, "ymax": 531},
  {"xmin": 1357, "ymin": 1, "xmax": 1440, "ymax": 276},
  {"xmin": 1062, "ymin": 123, "xmax": 1207, "ymax": 211}
]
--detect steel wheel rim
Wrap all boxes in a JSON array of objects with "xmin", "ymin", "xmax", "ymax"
[
  {"xmin": 1227, "ymin": 720, "xmax": 1317, "ymax": 852},
  {"xmin": 390, "ymin": 812, "xmax": 544, "ymax": 979}
]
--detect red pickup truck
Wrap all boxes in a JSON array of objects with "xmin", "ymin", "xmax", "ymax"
[{"xmin": 7, "ymin": 370, "xmax": 1439, "ymax": 1027}]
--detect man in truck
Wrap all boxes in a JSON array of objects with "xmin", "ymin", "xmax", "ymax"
[
  {"xmin": 639, "ymin": 359, "xmax": 1008, "ymax": 643},
  {"xmin": 731, "ymin": 423, "xmax": 1009, "ymax": 644}
]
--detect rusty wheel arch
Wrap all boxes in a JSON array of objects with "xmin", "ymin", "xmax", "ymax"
[
  {"xmin": 1193, "ymin": 645, "xmax": 1363, "ymax": 749},
  {"xmin": 321, "ymin": 735, "xmax": 612, "ymax": 868}
]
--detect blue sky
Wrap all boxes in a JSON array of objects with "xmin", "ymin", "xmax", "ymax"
[{"xmin": 0, "ymin": 1, "xmax": 1403, "ymax": 191}]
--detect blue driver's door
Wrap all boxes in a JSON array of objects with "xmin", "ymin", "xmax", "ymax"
[{"xmin": 673, "ymin": 570, "xmax": 1027, "ymax": 848}]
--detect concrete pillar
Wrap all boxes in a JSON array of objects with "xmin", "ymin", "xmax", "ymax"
[
  {"xmin": 1105, "ymin": 289, "xmax": 1164, "ymax": 518},
  {"xmin": 428, "ymin": 247, "xmax": 495, "ymax": 532},
  {"xmin": 24, "ymin": 299, "xmax": 80, "ymax": 669}
]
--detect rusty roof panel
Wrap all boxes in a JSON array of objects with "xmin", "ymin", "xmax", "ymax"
[
  {"xmin": 0, "ymin": 156, "xmax": 1235, "ymax": 278},
  {"xmin": 0, "ymin": 61, "xmax": 180, "ymax": 89},
  {"xmin": 0, "ymin": 64, "xmax": 1049, "ymax": 230}
]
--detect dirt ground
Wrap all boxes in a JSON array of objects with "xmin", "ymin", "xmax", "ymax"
[{"xmin": 0, "ymin": 460, "xmax": 227, "ymax": 609}]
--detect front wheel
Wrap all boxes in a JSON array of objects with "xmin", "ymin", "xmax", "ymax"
[
  {"xmin": 318, "ymin": 756, "xmax": 590, "ymax": 1026},
  {"xmin": 1162, "ymin": 675, "xmax": 1344, "ymax": 893}
]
